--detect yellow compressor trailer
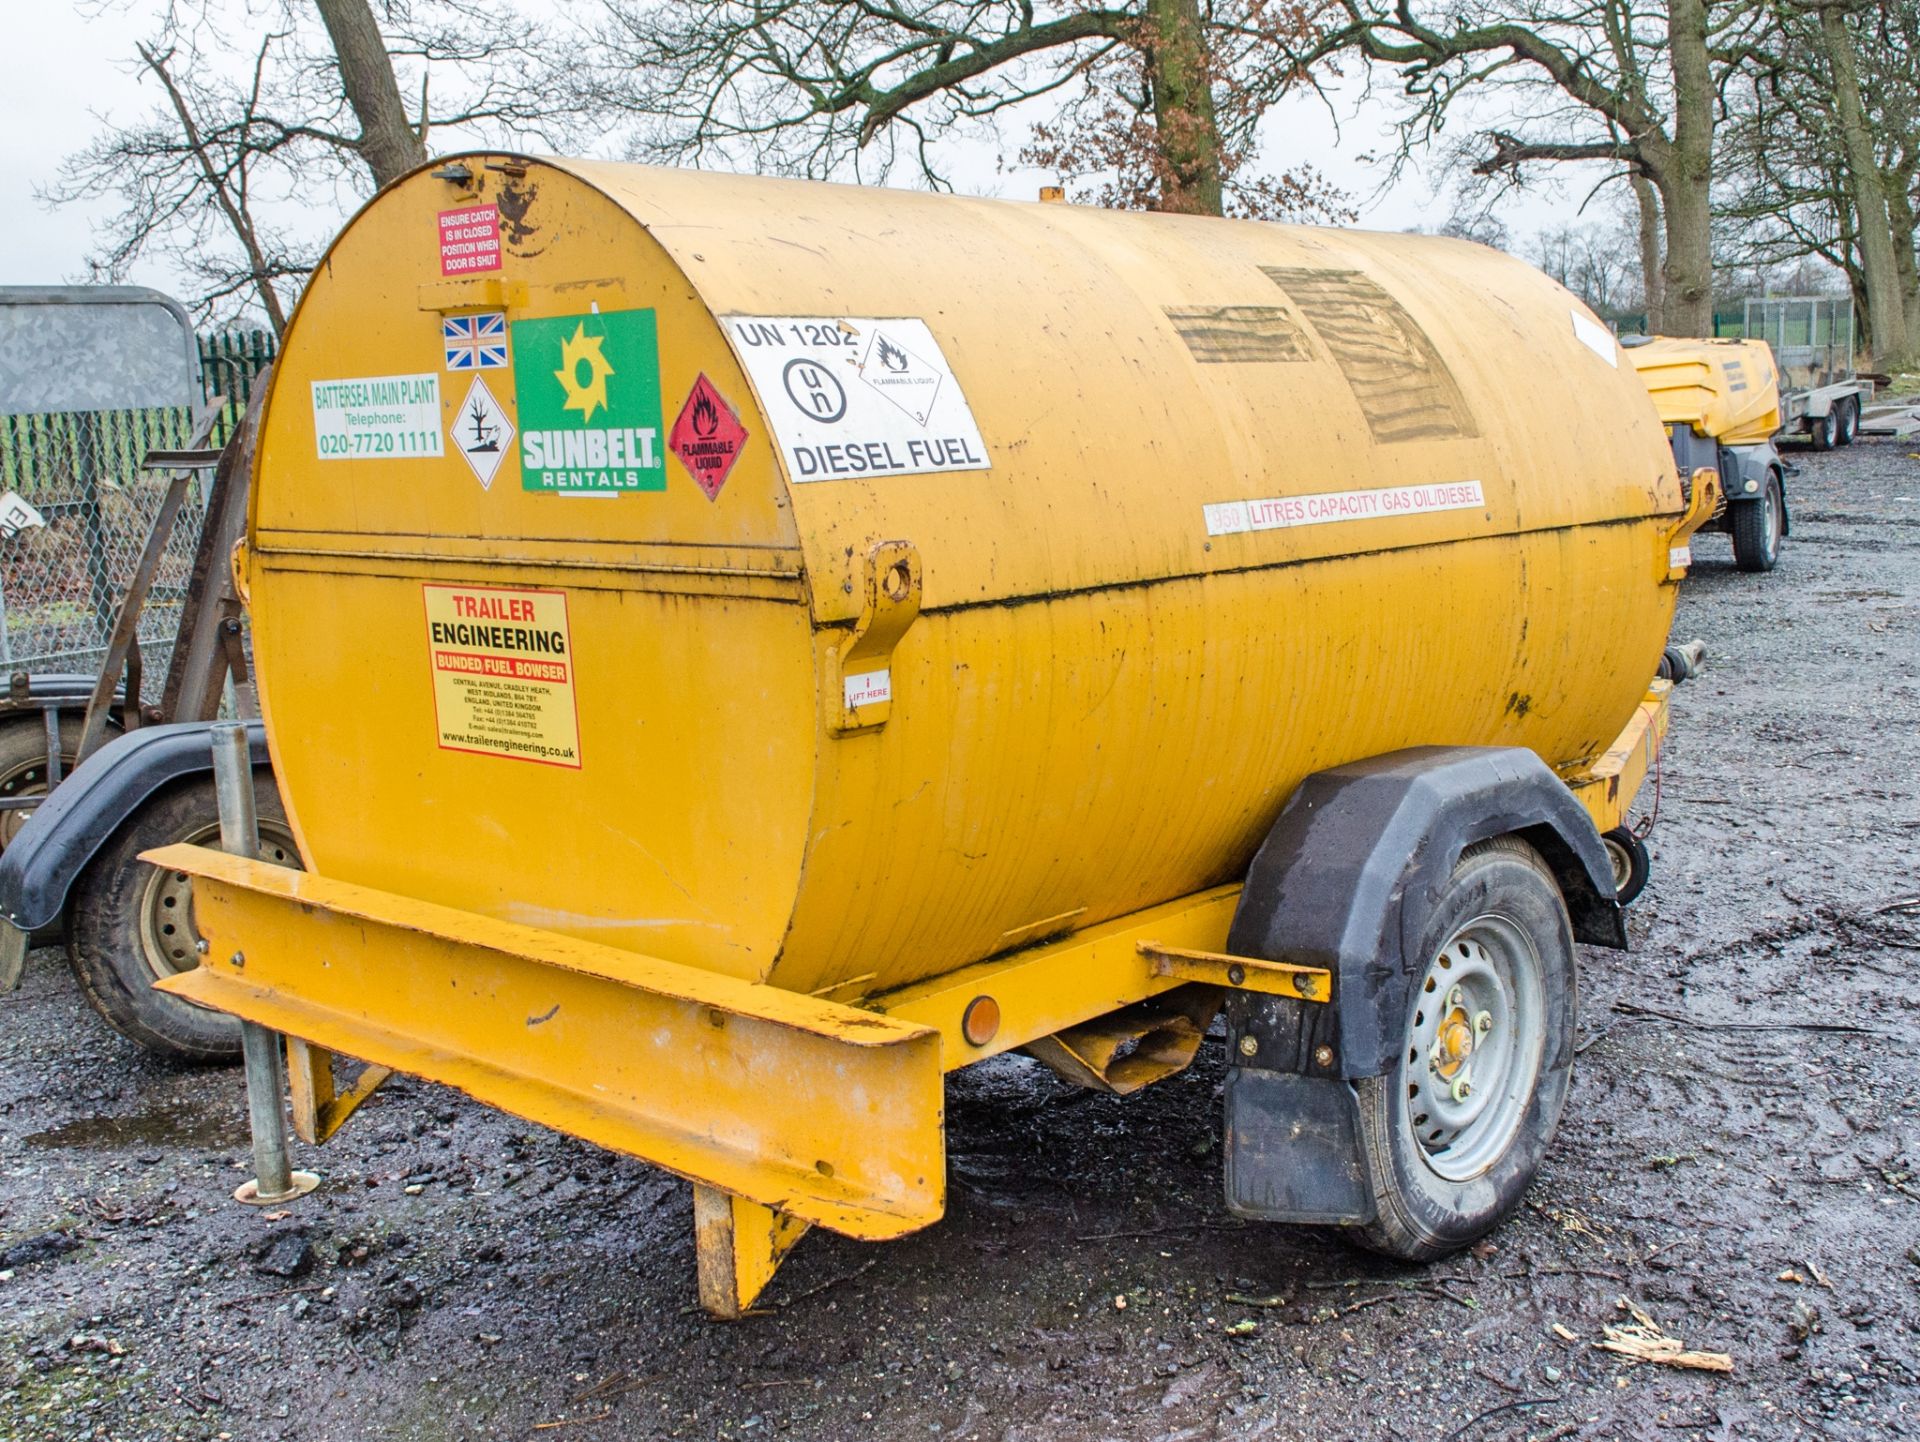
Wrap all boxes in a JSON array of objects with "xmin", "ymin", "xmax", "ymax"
[
  {"xmin": 1624, "ymin": 335, "xmax": 1790, "ymax": 572},
  {"xmin": 145, "ymin": 155, "xmax": 1715, "ymax": 1317}
]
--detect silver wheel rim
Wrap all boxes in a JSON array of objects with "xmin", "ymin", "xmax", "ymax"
[
  {"xmin": 0, "ymin": 751, "xmax": 71, "ymax": 847},
  {"xmin": 136, "ymin": 818, "xmax": 299, "ymax": 986},
  {"xmin": 1764, "ymin": 483, "xmax": 1781, "ymax": 553},
  {"xmin": 1604, "ymin": 837, "xmax": 1633, "ymax": 893},
  {"xmin": 1399, "ymin": 913, "xmax": 1546, "ymax": 1182}
]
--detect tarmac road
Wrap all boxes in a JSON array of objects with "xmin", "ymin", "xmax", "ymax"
[{"xmin": 1, "ymin": 430, "xmax": 1916, "ymax": 1441}]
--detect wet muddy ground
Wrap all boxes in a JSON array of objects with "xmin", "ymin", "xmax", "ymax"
[{"xmin": 3, "ymin": 434, "xmax": 1917, "ymax": 1441}]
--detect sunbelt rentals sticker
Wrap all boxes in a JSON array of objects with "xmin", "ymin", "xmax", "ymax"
[{"xmin": 512, "ymin": 308, "xmax": 665, "ymax": 494}]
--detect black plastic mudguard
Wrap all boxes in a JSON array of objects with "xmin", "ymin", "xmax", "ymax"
[
  {"xmin": 1219, "ymin": 745, "xmax": 1619, "ymax": 1224},
  {"xmin": 1224, "ymin": 745, "xmax": 1619, "ymax": 1084},
  {"xmin": 0, "ymin": 720, "xmax": 270, "ymax": 937}
]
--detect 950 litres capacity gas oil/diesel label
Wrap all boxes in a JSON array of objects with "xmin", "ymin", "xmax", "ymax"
[
  {"xmin": 311, "ymin": 374, "xmax": 444, "ymax": 461},
  {"xmin": 423, "ymin": 584, "xmax": 581, "ymax": 769}
]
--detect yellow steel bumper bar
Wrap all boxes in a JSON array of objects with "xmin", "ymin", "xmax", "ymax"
[
  {"xmin": 1564, "ymin": 681, "xmax": 1671, "ymax": 835},
  {"xmin": 145, "ymin": 845, "xmax": 945, "ymax": 1249}
]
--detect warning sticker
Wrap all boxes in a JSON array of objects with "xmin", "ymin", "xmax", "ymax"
[
  {"xmin": 723, "ymin": 317, "xmax": 988, "ymax": 482},
  {"xmin": 450, "ymin": 376, "xmax": 515, "ymax": 491},
  {"xmin": 667, "ymin": 374, "xmax": 748, "ymax": 501},
  {"xmin": 311, "ymin": 374, "xmax": 443, "ymax": 461},
  {"xmin": 512, "ymin": 309, "xmax": 666, "ymax": 494},
  {"xmin": 1204, "ymin": 480, "xmax": 1486, "ymax": 537},
  {"xmin": 1571, "ymin": 309, "xmax": 1619, "ymax": 367},
  {"xmin": 844, "ymin": 669, "xmax": 892, "ymax": 708},
  {"xmin": 424, "ymin": 584, "xmax": 580, "ymax": 768},
  {"xmin": 438, "ymin": 205, "xmax": 502, "ymax": 276}
]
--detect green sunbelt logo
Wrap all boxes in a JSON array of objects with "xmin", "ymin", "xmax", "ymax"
[{"xmin": 512, "ymin": 309, "xmax": 665, "ymax": 493}]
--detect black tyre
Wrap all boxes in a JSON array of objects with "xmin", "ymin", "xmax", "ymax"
[
  {"xmin": 66, "ymin": 772, "xmax": 299, "ymax": 1061},
  {"xmin": 1600, "ymin": 826, "xmax": 1651, "ymax": 906},
  {"xmin": 0, "ymin": 712, "xmax": 103, "ymax": 852},
  {"xmin": 1729, "ymin": 473, "xmax": 1783, "ymax": 572},
  {"xmin": 1351, "ymin": 837, "xmax": 1577, "ymax": 1262},
  {"xmin": 1835, "ymin": 397, "xmax": 1858, "ymax": 446},
  {"xmin": 1806, "ymin": 408, "xmax": 1837, "ymax": 451}
]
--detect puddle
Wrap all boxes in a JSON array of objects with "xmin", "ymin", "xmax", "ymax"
[{"xmin": 24, "ymin": 1098, "xmax": 249, "ymax": 1152}]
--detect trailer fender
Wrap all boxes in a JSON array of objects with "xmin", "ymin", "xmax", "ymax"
[
  {"xmin": 1219, "ymin": 745, "xmax": 1617, "ymax": 1223},
  {"xmin": 0, "ymin": 721, "xmax": 269, "ymax": 990},
  {"xmin": 1223, "ymin": 743, "xmax": 1618, "ymax": 1081}
]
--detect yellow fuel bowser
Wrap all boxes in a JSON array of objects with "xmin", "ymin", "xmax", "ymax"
[{"xmin": 149, "ymin": 155, "xmax": 1716, "ymax": 1316}]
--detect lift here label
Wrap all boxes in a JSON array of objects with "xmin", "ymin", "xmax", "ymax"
[
  {"xmin": 424, "ymin": 584, "xmax": 581, "ymax": 769},
  {"xmin": 724, "ymin": 317, "xmax": 988, "ymax": 482},
  {"xmin": 512, "ymin": 308, "xmax": 665, "ymax": 494}
]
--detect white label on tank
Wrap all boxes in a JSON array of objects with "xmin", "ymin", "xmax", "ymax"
[
  {"xmin": 1204, "ymin": 480, "xmax": 1486, "ymax": 537},
  {"xmin": 723, "ymin": 317, "xmax": 989, "ymax": 482},
  {"xmin": 311, "ymin": 373, "xmax": 444, "ymax": 461},
  {"xmin": 1571, "ymin": 309, "xmax": 1619, "ymax": 367},
  {"xmin": 844, "ymin": 669, "xmax": 892, "ymax": 708}
]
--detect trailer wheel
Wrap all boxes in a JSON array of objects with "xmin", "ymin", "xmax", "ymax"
[
  {"xmin": 1806, "ymin": 408, "xmax": 1838, "ymax": 451},
  {"xmin": 1730, "ymin": 474, "xmax": 1783, "ymax": 572},
  {"xmin": 1600, "ymin": 826, "xmax": 1650, "ymax": 905},
  {"xmin": 66, "ymin": 773, "xmax": 299, "ymax": 1062},
  {"xmin": 1352, "ymin": 837, "xmax": 1576, "ymax": 1261},
  {"xmin": 0, "ymin": 713, "xmax": 95, "ymax": 852},
  {"xmin": 1835, "ymin": 397, "xmax": 1859, "ymax": 446}
]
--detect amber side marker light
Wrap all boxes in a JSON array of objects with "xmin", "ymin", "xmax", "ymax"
[{"xmin": 961, "ymin": 995, "xmax": 1001, "ymax": 1047}]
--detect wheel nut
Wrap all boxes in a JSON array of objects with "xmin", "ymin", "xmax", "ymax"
[
  {"xmin": 1451, "ymin": 1077, "xmax": 1472, "ymax": 1102},
  {"xmin": 1474, "ymin": 1010, "xmax": 1493, "ymax": 1034}
]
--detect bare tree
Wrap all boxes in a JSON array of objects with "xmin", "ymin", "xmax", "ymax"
[
  {"xmin": 1293, "ymin": 0, "xmax": 1769, "ymax": 335},
  {"xmin": 1530, "ymin": 217, "xmax": 1641, "ymax": 316},
  {"xmin": 1803, "ymin": 1, "xmax": 1911, "ymax": 367},
  {"xmin": 46, "ymin": 0, "xmax": 571, "ymax": 327},
  {"xmin": 1716, "ymin": 0, "xmax": 1918, "ymax": 367},
  {"xmin": 314, "ymin": 0, "xmax": 429, "ymax": 185},
  {"xmin": 582, "ymin": 0, "xmax": 1348, "ymax": 221}
]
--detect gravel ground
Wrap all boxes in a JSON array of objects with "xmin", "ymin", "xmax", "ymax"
[{"xmin": 2, "ymin": 431, "xmax": 1917, "ymax": 1442}]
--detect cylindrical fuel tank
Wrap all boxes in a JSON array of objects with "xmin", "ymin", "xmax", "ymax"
[{"xmin": 249, "ymin": 155, "xmax": 1683, "ymax": 1001}]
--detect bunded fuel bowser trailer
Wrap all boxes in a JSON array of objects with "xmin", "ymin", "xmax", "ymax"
[{"xmin": 149, "ymin": 155, "xmax": 1716, "ymax": 1317}]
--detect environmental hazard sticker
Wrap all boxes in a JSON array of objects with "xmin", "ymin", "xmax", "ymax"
[
  {"xmin": 723, "ymin": 316, "xmax": 988, "ymax": 482},
  {"xmin": 424, "ymin": 584, "xmax": 581, "ymax": 769},
  {"xmin": 512, "ymin": 308, "xmax": 665, "ymax": 494},
  {"xmin": 450, "ymin": 376, "xmax": 514, "ymax": 490}
]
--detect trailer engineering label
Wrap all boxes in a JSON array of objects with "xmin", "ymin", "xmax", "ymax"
[
  {"xmin": 723, "ymin": 316, "xmax": 989, "ymax": 482},
  {"xmin": 424, "ymin": 584, "xmax": 581, "ymax": 768}
]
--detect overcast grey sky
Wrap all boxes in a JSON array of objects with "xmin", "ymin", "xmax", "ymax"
[{"xmin": 0, "ymin": 1, "xmax": 1582, "ymax": 307}]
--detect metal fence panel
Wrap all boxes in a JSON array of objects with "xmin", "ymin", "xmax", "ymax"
[
  {"xmin": 0, "ymin": 407, "xmax": 213, "ymax": 691},
  {"xmin": 0, "ymin": 317, "xmax": 276, "ymax": 698}
]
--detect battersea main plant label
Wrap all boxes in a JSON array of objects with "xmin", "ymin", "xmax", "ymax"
[
  {"xmin": 512, "ymin": 309, "xmax": 666, "ymax": 494},
  {"xmin": 423, "ymin": 584, "xmax": 581, "ymax": 769},
  {"xmin": 724, "ymin": 316, "xmax": 988, "ymax": 482},
  {"xmin": 311, "ymin": 373, "xmax": 444, "ymax": 461}
]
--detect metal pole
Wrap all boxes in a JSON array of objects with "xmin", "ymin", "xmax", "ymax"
[{"xmin": 212, "ymin": 722, "xmax": 317, "ymax": 1205}]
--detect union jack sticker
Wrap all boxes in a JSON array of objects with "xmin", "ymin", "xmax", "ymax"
[{"xmin": 443, "ymin": 312, "xmax": 509, "ymax": 371}]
